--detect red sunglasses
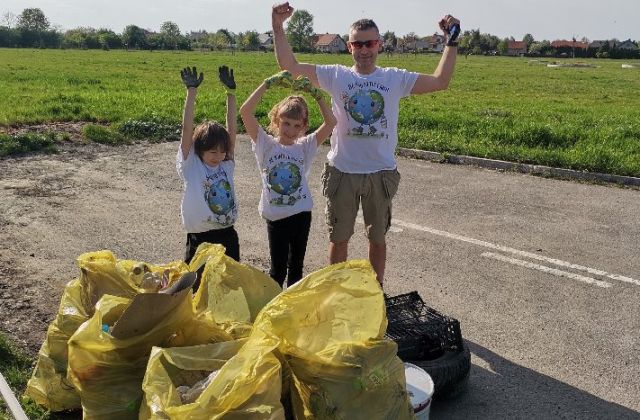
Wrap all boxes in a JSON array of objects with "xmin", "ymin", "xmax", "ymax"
[{"xmin": 348, "ymin": 39, "xmax": 380, "ymax": 49}]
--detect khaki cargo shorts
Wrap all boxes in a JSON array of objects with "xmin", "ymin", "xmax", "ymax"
[{"xmin": 321, "ymin": 163, "xmax": 401, "ymax": 243}]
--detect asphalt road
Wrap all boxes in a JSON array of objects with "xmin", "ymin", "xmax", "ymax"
[
  {"xmin": 2, "ymin": 136, "xmax": 638, "ymax": 419},
  {"xmin": 257, "ymin": 137, "xmax": 640, "ymax": 419},
  {"xmin": 384, "ymin": 152, "xmax": 640, "ymax": 419}
]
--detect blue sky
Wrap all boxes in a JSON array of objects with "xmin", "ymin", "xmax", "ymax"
[{"xmin": 3, "ymin": 0, "xmax": 638, "ymax": 41}]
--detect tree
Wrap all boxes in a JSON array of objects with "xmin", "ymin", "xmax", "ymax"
[
  {"xmin": 62, "ymin": 27, "xmax": 100, "ymax": 49},
  {"xmin": 498, "ymin": 38, "xmax": 509, "ymax": 55},
  {"xmin": 210, "ymin": 29, "xmax": 233, "ymax": 50},
  {"xmin": 0, "ymin": 26, "xmax": 19, "ymax": 47},
  {"xmin": 241, "ymin": 30, "xmax": 260, "ymax": 51},
  {"xmin": 382, "ymin": 30, "xmax": 397, "ymax": 47},
  {"xmin": 160, "ymin": 21, "xmax": 180, "ymax": 49},
  {"xmin": 480, "ymin": 33, "xmax": 500, "ymax": 52},
  {"xmin": 403, "ymin": 32, "xmax": 418, "ymax": 51},
  {"xmin": 529, "ymin": 40, "xmax": 552, "ymax": 56},
  {"xmin": 122, "ymin": 25, "xmax": 147, "ymax": 49},
  {"xmin": 522, "ymin": 33, "xmax": 534, "ymax": 48},
  {"xmin": 286, "ymin": 9, "xmax": 314, "ymax": 52},
  {"xmin": 97, "ymin": 29, "xmax": 122, "ymax": 49},
  {"xmin": 2, "ymin": 11, "xmax": 17, "ymax": 29},
  {"xmin": 468, "ymin": 29, "xmax": 481, "ymax": 51},
  {"xmin": 17, "ymin": 8, "xmax": 49, "ymax": 31}
]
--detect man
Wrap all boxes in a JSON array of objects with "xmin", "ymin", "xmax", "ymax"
[{"xmin": 272, "ymin": 2, "xmax": 460, "ymax": 285}]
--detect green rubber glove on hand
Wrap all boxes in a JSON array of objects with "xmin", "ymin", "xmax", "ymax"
[
  {"xmin": 181, "ymin": 66, "xmax": 203, "ymax": 88},
  {"xmin": 292, "ymin": 76, "xmax": 323, "ymax": 100},
  {"xmin": 218, "ymin": 65, "xmax": 236, "ymax": 94},
  {"xmin": 264, "ymin": 70, "xmax": 293, "ymax": 89}
]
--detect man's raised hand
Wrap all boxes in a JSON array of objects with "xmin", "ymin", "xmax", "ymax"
[
  {"xmin": 181, "ymin": 66, "xmax": 204, "ymax": 89},
  {"xmin": 438, "ymin": 15, "xmax": 461, "ymax": 43},
  {"xmin": 218, "ymin": 65, "xmax": 236, "ymax": 94},
  {"xmin": 272, "ymin": 2, "xmax": 294, "ymax": 26}
]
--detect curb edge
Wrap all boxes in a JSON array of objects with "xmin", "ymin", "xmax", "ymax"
[{"xmin": 397, "ymin": 148, "xmax": 640, "ymax": 188}]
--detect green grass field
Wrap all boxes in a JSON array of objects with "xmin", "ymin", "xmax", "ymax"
[{"xmin": 1, "ymin": 48, "xmax": 639, "ymax": 177}]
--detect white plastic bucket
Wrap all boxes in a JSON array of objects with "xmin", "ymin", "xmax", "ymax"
[{"xmin": 405, "ymin": 362, "xmax": 434, "ymax": 420}]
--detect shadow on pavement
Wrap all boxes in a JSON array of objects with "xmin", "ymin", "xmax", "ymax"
[{"xmin": 430, "ymin": 340, "xmax": 639, "ymax": 420}]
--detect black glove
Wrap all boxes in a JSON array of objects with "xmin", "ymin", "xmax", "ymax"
[
  {"xmin": 447, "ymin": 23, "xmax": 460, "ymax": 45},
  {"xmin": 218, "ymin": 65, "xmax": 236, "ymax": 94},
  {"xmin": 181, "ymin": 66, "xmax": 203, "ymax": 88}
]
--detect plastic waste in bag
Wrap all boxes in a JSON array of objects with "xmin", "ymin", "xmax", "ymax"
[
  {"xmin": 67, "ymin": 272, "xmax": 230, "ymax": 419},
  {"xmin": 251, "ymin": 260, "xmax": 414, "ymax": 419},
  {"xmin": 25, "ymin": 250, "xmax": 192, "ymax": 412},
  {"xmin": 140, "ymin": 339, "xmax": 284, "ymax": 419},
  {"xmin": 190, "ymin": 244, "xmax": 281, "ymax": 338},
  {"xmin": 25, "ymin": 277, "xmax": 87, "ymax": 411}
]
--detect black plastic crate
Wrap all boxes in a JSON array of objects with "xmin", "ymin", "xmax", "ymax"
[{"xmin": 384, "ymin": 291, "xmax": 464, "ymax": 361}]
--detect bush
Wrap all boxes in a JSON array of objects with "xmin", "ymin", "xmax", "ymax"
[
  {"xmin": 0, "ymin": 132, "xmax": 57, "ymax": 156},
  {"xmin": 116, "ymin": 116, "xmax": 181, "ymax": 142},
  {"xmin": 82, "ymin": 124, "xmax": 128, "ymax": 145}
]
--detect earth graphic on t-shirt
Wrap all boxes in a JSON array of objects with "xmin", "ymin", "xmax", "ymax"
[
  {"xmin": 268, "ymin": 162, "xmax": 302, "ymax": 195},
  {"xmin": 206, "ymin": 180, "xmax": 234, "ymax": 215},
  {"xmin": 347, "ymin": 89, "xmax": 384, "ymax": 125}
]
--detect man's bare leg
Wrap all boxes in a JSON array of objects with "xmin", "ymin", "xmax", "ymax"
[
  {"xmin": 329, "ymin": 241, "xmax": 349, "ymax": 264},
  {"xmin": 368, "ymin": 240, "xmax": 386, "ymax": 285}
]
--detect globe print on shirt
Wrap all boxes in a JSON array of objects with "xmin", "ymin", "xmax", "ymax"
[
  {"xmin": 344, "ymin": 89, "xmax": 388, "ymax": 137},
  {"xmin": 203, "ymin": 173, "xmax": 235, "ymax": 226},
  {"xmin": 267, "ymin": 162, "xmax": 303, "ymax": 206}
]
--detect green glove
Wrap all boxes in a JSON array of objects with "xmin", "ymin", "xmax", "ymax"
[
  {"xmin": 264, "ymin": 70, "xmax": 293, "ymax": 89},
  {"xmin": 180, "ymin": 66, "xmax": 203, "ymax": 89},
  {"xmin": 218, "ymin": 65, "xmax": 236, "ymax": 94},
  {"xmin": 292, "ymin": 75, "xmax": 323, "ymax": 100}
]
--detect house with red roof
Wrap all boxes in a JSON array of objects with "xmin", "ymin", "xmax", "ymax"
[
  {"xmin": 314, "ymin": 33, "xmax": 347, "ymax": 53},
  {"xmin": 507, "ymin": 40, "xmax": 527, "ymax": 56},
  {"xmin": 550, "ymin": 40, "xmax": 589, "ymax": 49}
]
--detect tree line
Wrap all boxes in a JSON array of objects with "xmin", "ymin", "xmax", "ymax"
[
  {"xmin": 1, "ymin": 8, "xmax": 638, "ymax": 59},
  {"xmin": 0, "ymin": 8, "xmax": 267, "ymax": 51}
]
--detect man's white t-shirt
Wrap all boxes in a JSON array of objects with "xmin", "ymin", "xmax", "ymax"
[
  {"xmin": 252, "ymin": 127, "xmax": 318, "ymax": 221},
  {"xmin": 176, "ymin": 148, "xmax": 238, "ymax": 233},
  {"xmin": 316, "ymin": 65, "xmax": 418, "ymax": 173}
]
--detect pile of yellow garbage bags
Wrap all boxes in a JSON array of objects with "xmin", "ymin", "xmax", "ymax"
[{"xmin": 25, "ymin": 244, "xmax": 414, "ymax": 419}]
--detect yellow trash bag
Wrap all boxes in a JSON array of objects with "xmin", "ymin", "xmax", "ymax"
[
  {"xmin": 252, "ymin": 260, "xmax": 414, "ymax": 420},
  {"xmin": 78, "ymin": 250, "xmax": 189, "ymax": 310},
  {"xmin": 67, "ymin": 278, "xmax": 231, "ymax": 420},
  {"xmin": 287, "ymin": 340, "xmax": 412, "ymax": 419},
  {"xmin": 140, "ymin": 339, "xmax": 285, "ymax": 419},
  {"xmin": 190, "ymin": 243, "xmax": 281, "ymax": 338},
  {"xmin": 25, "ymin": 250, "xmax": 191, "ymax": 412},
  {"xmin": 25, "ymin": 278, "xmax": 87, "ymax": 411}
]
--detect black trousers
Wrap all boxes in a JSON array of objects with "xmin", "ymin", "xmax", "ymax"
[
  {"xmin": 184, "ymin": 226, "xmax": 240, "ymax": 264},
  {"xmin": 185, "ymin": 226, "xmax": 240, "ymax": 292},
  {"xmin": 266, "ymin": 211, "xmax": 312, "ymax": 288}
]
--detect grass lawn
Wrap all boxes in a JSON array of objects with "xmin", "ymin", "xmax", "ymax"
[{"xmin": 0, "ymin": 49, "xmax": 639, "ymax": 176}]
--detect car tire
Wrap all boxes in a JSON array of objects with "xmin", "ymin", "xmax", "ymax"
[{"xmin": 408, "ymin": 341, "xmax": 471, "ymax": 400}]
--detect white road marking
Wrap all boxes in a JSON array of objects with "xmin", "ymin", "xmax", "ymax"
[
  {"xmin": 390, "ymin": 218, "xmax": 639, "ymax": 287},
  {"xmin": 481, "ymin": 252, "xmax": 612, "ymax": 288}
]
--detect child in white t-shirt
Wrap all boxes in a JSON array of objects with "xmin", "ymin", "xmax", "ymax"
[
  {"xmin": 240, "ymin": 71, "xmax": 336, "ymax": 287},
  {"xmin": 177, "ymin": 66, "xmax": 240, "ymax": 268}
]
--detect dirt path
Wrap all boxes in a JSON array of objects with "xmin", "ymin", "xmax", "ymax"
[{"xmin": 0, "ymin": 140, "xmax": 271, "ymax": 355}]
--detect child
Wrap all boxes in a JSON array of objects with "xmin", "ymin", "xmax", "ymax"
[
  {"xmin": 240, "ymin": 71, "xmax": 336, "ymax": 287},
  {"xmin": 177, "ymin": 65, "xmax": 240, "ymax": 266}
]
